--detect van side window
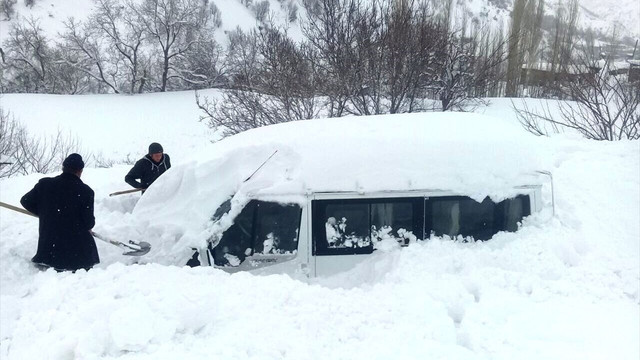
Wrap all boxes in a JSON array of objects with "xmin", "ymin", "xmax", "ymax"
[
  {"xmin": 323, "ymin": 202, "xmax": 371, "ymax": 252},
  {"xmin": 213, "ymin": 201, "xmax": 301, "ymax": 266},
  {"xmin": 312, "ymin": 198, "xmax": 423, "ymax": 256},
  {"xmin": 425, "ymin": 195, "xmax": 531, "ymax": 241}
]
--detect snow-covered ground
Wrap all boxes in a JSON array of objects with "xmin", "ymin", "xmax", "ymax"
[{"xmin": 0, "ymin": 92, "xmax": 638, "ymax": 359}]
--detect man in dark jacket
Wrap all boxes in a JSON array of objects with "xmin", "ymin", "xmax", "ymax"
[
  {"xmin": 125, "ymin": 142, "xmax": 171, "ymax": 190},
  {"xmin": 20, "ymin": 153, "xmax": 99, "ymax": 271}
]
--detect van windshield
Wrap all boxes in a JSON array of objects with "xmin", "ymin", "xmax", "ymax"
[{"xmin": 211, "ymin": 200, "xmax": 302, "ymax": 267}]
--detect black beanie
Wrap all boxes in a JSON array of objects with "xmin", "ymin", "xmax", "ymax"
[
  {"xmin": 62, "ymin": 153, "xmax": 85, "ymax": 171},
  {"xmin": 148, "ymin": 142, "xmax": 163, "ymax": 154}
]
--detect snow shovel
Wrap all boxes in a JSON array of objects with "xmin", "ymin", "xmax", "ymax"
[{"xmin": 0, "ymin": 201, "xmax": 151, "ymax": 256}]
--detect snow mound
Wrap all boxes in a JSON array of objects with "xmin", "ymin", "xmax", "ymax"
[{"xmin": 132, "ymin": 112, "xmax": 546, "ymax": 265}]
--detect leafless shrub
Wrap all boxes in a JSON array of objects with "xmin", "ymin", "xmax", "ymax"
[
  {"xmin": 0, "ymin": 109, "xmax": 88, "ymax": 177},
  {"xmin": 511, "ymin": 99, "xmax": 563, "ymax": 136},
  {"xmin": 252, "ymin": 0, "xmax": 270, "ymax": 23},
  {"xmin": 288, "ymin": 3, "xmax": 298, "ymax": 23},
  {"xmin": 196, "ymin": 88, "xmax": 319, "ymax": 137},
  {"xmin": 91, "ymin": 153, "xmax": 116, "ymax": 168},
  {"xmin": 513, "ymin": 65, "xmax": 640, "ymax": 140},
  {"xmin": 197, "ymin": 26, "xmax": 320, "ymax": 137},
  {"xmin": 0, "ymin": 108, "xmax": 20, "ymax": 178},
  {"xmin": 121, "ymin": 153, "xmax": 137, "ymax": 165},
  {"xmin": 208, "ymin": 1, "xmax": 222, "ymax": 28},
  {"xmin": 1, "ymin": 0, "xmax": 17, "ymax": 20},
  {"xmin": 15, "ymin": 129, "xmax": 87, "ymax": 174}
]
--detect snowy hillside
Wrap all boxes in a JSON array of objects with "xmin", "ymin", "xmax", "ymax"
[
  {"xmin": 0, "ymin": 0, "xmax": 305, "ymax": 44},
  {"xmin": 0, "ymin": 0, "xmax": 638, "ymax": 44},
  {"xmin": 0, "ymin": 92, "xmax": 638, "ymax": 359}
]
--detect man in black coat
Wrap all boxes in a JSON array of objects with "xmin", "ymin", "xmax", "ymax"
[
  {"xmin": 125, "ymin": 142, "xmax": 171, "ymax": 190},
  {"xmin": 20, "ymin": 153, "xmax": 99, "ymax": 271}
]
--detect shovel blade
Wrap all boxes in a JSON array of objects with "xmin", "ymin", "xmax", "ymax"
[{"xmin": 121, "ymin": 240, "xmax": 151, "ymax": 256}]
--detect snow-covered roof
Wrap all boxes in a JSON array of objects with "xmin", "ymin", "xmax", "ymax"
[{"xmin": 131, "ymin": 112, "xmax": 544, "ymax": 264}]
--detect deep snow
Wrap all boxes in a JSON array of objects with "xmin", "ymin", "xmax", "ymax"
[{"xmin": 0, "ymin": 92, "xmax": 638, "ymax": 359}]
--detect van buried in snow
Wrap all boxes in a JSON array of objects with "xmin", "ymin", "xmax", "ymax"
[{"xmin": 132, "ymin": 112, "xmax": 549, "ymax": 277}]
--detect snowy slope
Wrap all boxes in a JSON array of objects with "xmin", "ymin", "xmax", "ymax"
[
  {"xmin": 578, "ymin": 0, "xmax": 640, "ymax": 38},
  {"xmin": 0, "ymin": 0, "xmax": 637, "ymax": 44},
  {"xmin": 0, "ymin": 92, "xmax": 638, "ymax": 359},
  {"xmin": 0, "ymin": 0, "xmax": 304, "ymax": 44}
]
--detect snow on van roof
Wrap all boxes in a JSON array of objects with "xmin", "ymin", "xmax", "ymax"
[{"xmin": 132, "ymin": 112, "xmax": 545, "ymax": 264}]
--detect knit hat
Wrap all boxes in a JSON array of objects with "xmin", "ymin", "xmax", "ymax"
[
  {"xmin": 62, "ymin": 153, "xmax": 85, "ymax": 171},
  {"xmin": 148, "ymin": 142, "xmax": 163, "ymax": 154}
]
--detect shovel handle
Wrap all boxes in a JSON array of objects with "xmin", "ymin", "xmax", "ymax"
[
  {"xmin": 0, "ymin": 201, "xmax": 36, "ymax": 217},
  {"xmin": 109, "ymin": 188, "xmax": 144, "ymax": 197}
]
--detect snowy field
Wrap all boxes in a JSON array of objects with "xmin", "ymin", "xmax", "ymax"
[{"xmin": 0, "ymin": 92, "xmax": 639, "ymax": 359}]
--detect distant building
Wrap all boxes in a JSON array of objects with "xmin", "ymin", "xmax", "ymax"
[
  {"xmin": 628, "ymin": 60, "xmax": 640, "ymax": 83},
  {"xmin": 520, "ymin": 63, "xmax": 600, "ymax": 87}
]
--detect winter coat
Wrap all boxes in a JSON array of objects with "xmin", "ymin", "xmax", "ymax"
[
  {"xmin": 20, "ymin": 172, "xmax": 99, "ymax": 271},
  {"xmin": 124, "ymin": 154, "xmax": 171, "ymax": 189}
]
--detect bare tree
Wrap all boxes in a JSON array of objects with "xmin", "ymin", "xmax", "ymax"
[
  {"xmin": 48, "ymin": 46, "xmax": 95, "ymax": 94},
  {"xmin": 225, "ymin": 27, "xmax": 260, "ymax": 90},
  {"xmin": 514, "ymin": 60, "xmax": 640, "ymax": 140},
  {"xmin": 506, "ymin": 0, "xmax": 544, "ymax": 97},
  {"xmin": 132, "ymin": 0, "xmax": 210, "ymax": 92},
  {"xmin": 434, "ymin": 33, "xmax": 475, "ymax": 111},
  {"xmin": 176, "ymin": 34, "xmax": 226, "ymax": 89},
  {"xmin": 0, "ymin": 0, "xmax": 16, "ymax": 20},
  {"xmin": 1, "ymin": 19, "xmax": 53, "ymax": 93},
  {"xmin": 59, "ymin": 18, "xmax": 120, "ymax": 93},
  {"xmin": 382, "ymin": 0, "xmax": 445, "ymax": 113},
  {"xmin": 196, "ymin": 27, "xmax": 320, "ymax": 137},
  {"xmin": 470, "ymin": 23, "xmax": 508, "ymax": 98},
  {"xmin": 505, "ymin": 0, "xmax": 527, "ymax": 97},
  {"xmin": 544, "ymin": 0, "xmax": 579, "ymax": 96},
  {"xmin": 302, "ymin": 0, "xmax": 362, "ymax": 117},
  {"xmin": 93, "ymin": 0, "xmax": 149, "ymax": 94},
  {"xmin": 171, "ymin": 1, "xmax": 227, "ymax": 91}
]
